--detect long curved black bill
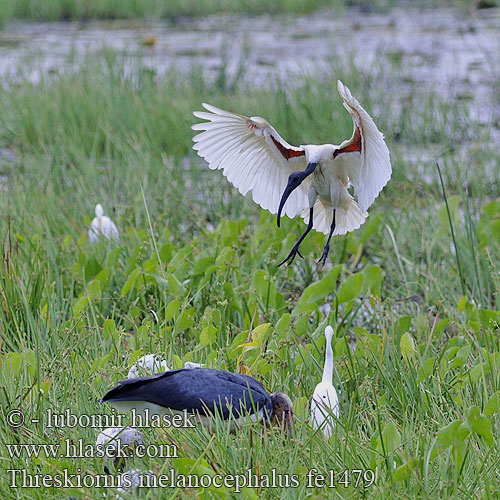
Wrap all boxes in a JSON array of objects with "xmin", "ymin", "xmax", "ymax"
[{"xmin": 277, "ymin": 162, "xmax": 317, "ymax": 227}]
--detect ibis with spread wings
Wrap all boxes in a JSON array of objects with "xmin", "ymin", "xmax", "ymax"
[{"xmin": 192, "ymin": 81, "xmax": 391, "ymax": 266}]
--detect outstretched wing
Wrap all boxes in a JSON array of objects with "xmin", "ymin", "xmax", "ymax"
[
  {"xmin": 192, "ymin": 104, "xmax": 309, "ymax": 218},
  {"xmin": 335, "ymin": 81, "xmax": 391, "ymax": 213}
]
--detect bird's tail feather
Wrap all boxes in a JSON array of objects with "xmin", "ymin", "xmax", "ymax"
[
  {"xmin": 302, "ymin": 196, "xmax": 367, "ymax": 235},
  {"xmin": 334, "ymin": 197, "xmax": 367, "ymax": 235}
]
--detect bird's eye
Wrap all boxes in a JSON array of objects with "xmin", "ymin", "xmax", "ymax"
[{"xmin": 323, "ymin": 395, "xmax": 326, "ymax": 398}]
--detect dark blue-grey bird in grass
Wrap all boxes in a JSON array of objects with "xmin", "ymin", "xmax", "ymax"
[{"xmin": 102, "ymin": 368, "xmax": 294, "ymax": 436}]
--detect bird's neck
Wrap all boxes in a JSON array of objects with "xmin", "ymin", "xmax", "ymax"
[{"xmin": 322, "ymin": 345, "xmax": 333, "ymax": 383}]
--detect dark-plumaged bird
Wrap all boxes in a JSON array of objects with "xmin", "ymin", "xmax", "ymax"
[
  {"xmin": 102, "ymin": 368, "xmax": 294, "ymax": 436},
  {"xmin": 192, "ymin": 81, "xmax": 391, "ymax": 266}
]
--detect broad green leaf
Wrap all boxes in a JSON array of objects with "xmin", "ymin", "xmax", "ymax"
[
  {"xmin": 121, "ymin": 268, "xmax": 140, "ymax": 296},
  {"xmin": 430, "ymin": 420, "xmax": 469, "ymax": 461},
  {"xmin": 3, "ymin": 352, "xmax": 23, "ymax": 377},
  {"xmin": 72, "ymin": 295, "xmax": 89, "ymax": 315},
  {"xmin": 448, "ymin": 345, "xmax": 470, "ymax": 370},
  {"xmin": 175, "ymin": 307, "xmax": 196, "ymax": 332},
  {"xmin": 465, "ymin": 406, "xmax": 493, "ymax": 446},
  {"xmin": 251, "ymin": 323, "xmax": 270, "ymax": 345},
  {"xmin": 84, "ymin": 256, "xmax": 102, "ymax": 282},
  {"xmin": 417, "ymin": 357, "xmax": 435, "ymax": 383},
  {"xmin": 103, "ymin": 319, "xmax": 116, "ymax": 340},
  {"xmin": 275, "ymin": 314, "xmax": 290, "ymax": 337},
  {"xmin": 24, "ymin": 350, "xmax": 37, "ymax": 378},
  {"xmin": 483, "ymin": 199, "xmax": 500, "ymax": 217},
  {"xmin": 200, "ymin": 324, "xmax": 217, "ymax": 346},
  {"xmin": 468, "ymin": 361, "xmax": 489, "ymax": 383},
  {"xmin": 484, "ymin": 391, "xmax": 500, "ymax": 417},
  {"xmin": 168, "ymin": 274, "xmax": 185, "ymax": 296},
  {"xmin": 165, "ymin": 299, "xmax": 180, "ymax": 322},
  {"xmin": 433, "ymin": 318, "xmax": 449, "ymax": 337},
  {"xmin": 363, "ymin": 265, "xmax": 383, "ymax": 296},
  {"xmin": 87, "ymin": 278, "xmax": 101, "ymax": 299},
  {"xmin": 192, "ymin": 256, "xmax": 213, "ymax": 276},
  {"xmin": 337, "ymin": 272, "xmax": 364, "ymax": 304},
  {"xmin": 400, "ymin": 332, "xmax": 416, "ymax": 360},
  {"xmin": 479, "ymin": 308, "xmax": 499, "ymax": 330},
  {"xmin": 397, "ymin": 316, "xmax": 411, "ymax": 334},
  {"xmin": 293, "ymin": 265, "xmax": 342, "ymax": 313},
  {"xmin": 457, "ymin": 296, "xmax": 468, "ymax": 312},
  {"xmin": 360, "ymin": 212, "xmax": 383, "ymax": 243},
  {"xmin": 371, "ymin": 421, "xmax": 401, "ymax": 455},
  {"xmin": 393, "ymin": 459, "xmax": 421, "ymax": 481}
]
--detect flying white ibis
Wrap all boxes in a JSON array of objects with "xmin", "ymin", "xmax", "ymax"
[
  {"xmin": 192, "ymin": 81, "xmax": 391, "ymax": 266},
  {"xmin": 88, "ymin": 204, "xmax": 119, "ymax": 243},
  {"xmin": 102, "ymin": 368, "xmax": 294, "ymax": 436},
  {"xmin": 311, "ymin": 326, "xmax": 339, "ymax": 437}
]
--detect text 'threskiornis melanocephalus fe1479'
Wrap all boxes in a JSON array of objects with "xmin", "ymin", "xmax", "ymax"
[
  {"xmin": 102, "ymin": 368, "xmax": 294, "ymax": 436},
  {"xmin": 192, "ymin": 81, "xmax": 391, "ymax": 267}
]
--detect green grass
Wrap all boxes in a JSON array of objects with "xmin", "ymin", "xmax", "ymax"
[
  {"xmin": 0, "ymin": 0, "xmax": 486, "ymax": 24},
  {"xmin": 0, "ymin": 0, "xmax": 336, "ymax": 24},
  {"xmin": 0, "ymin": 51, "xmax": 499, "ymax": 499}
]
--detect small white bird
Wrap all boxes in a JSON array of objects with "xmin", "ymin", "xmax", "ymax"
[
  {"xmin": 88, "ymin": 204, "xmax": 119, "ymax": 243},
  {"xmin": 192, "ymin": 81, "xmax": 391, "ymax": 266},
  {"xmin": 311, "ymin": 326, "xmax": 339, "ymax": 437},
  {"xmin": 127, "ymin": 354, "xmax": 169, "ymax": 379}
]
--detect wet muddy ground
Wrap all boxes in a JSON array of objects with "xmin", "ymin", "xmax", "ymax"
[{"xmin": 0, "ymin": 7, "xmax": 499, "ymax": 121}]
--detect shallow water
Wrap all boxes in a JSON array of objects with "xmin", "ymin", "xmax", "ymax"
[
  {"xmin": 0, "ymin": 7, "xmax": 499, "ymax": 115},
  {"xmin": 0, "ymin": 5, "xmax": 499, "ymax": 165}
]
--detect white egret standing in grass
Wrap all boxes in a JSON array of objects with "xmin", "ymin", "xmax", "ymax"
[
  {"xmin": 102, "ymin": 368, "xmax": 294, "ymax": 436},
  {"xmin": 311, "ymin": 326, "xmax": 339, "ymax": 437},
  {"xmin": 192, "ymin": 81, "xmax": 391, "ymax": 266},
  {"xmin": 88, "ymin": 204, "xmax": 119, "ymax": 243}
]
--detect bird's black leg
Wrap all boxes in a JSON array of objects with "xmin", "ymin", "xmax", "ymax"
[
  {"xmin": 278, "ymin": 207, "xmax": 314, "ymax": 267},
  {"xmin": 318, "ymin": 209, "xmax": 336, "ymax": 267}
]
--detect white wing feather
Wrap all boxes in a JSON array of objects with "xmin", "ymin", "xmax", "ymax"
[
  {"xmin": 337, "ymin": 81, "xmax": 391, "ymax": 213},
  {"xmin": 192, "ymin": 104, "xmax": 309, "ymax": 218}
]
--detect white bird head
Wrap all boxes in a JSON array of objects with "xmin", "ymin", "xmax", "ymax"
[
  {"xmin": 325, "ymin": 325, "xmax": 334, "ymax": 343},
  {"xmin": 95, "ymin": 203, "xmax": 104, "ymax": 218}
]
